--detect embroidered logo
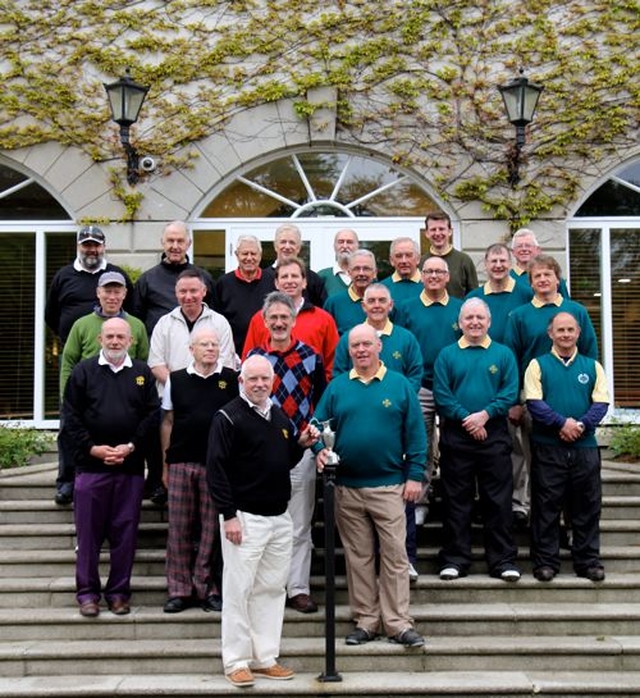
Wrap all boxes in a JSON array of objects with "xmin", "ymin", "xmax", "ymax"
[
  {"xmin": 392, "ymin": 350, "xmax": 402, "ymax": 360},
  {"xmin": 382, "ymin": 398, "xmax": 392, "ymax": 408},
  {"xmin": 489, "ymin": 364, "xmax": 498, "ymax": 374},
  {"xmin": 136, "ymin": 376, "xmax": 145, "ymax": 386},
  {"xmin": 282, "ymin": 429, "xmax": 289, "ymax": 439},
  {"xmin": 578, "ymin": 373, "xmax": 589, "ymax": 384},
  {"xmin": 218, "ymin": 380, "xmax": 227, "ymax": 389}
]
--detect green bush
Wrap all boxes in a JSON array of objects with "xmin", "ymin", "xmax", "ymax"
[
  {"xmin": 0, "ymin": 426, "xmax": 54, "ymax": 469},
  {"xmin": 609, "ymin": 424, "xmax": 640, "ymax": 461}
]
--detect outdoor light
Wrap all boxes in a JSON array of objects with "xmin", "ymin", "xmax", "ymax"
[
  {"xmin": 498, "ymin": 71, "xmax": 543, "ymax": 187},
  {"xmin": 104, "ymin": 68, "xmax": 149, "ymax": 185}
]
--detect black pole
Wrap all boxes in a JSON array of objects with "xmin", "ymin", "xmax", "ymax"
[{"xmin": 317, "ymin": 462, "xmax": 342, "ymax": 682}]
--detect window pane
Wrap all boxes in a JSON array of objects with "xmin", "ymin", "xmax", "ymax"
[
  {"xmin": 0, "ymin": 166, "xmax": 70, "ymax": 220},
  {"xmin": 611, "ymin": 229, "xmax": 640, "ymax": 408},
  {"xmin": 568, "ymin": 228, "xmax": 603, "ymax": 353},
  {"xmin": 0, "ymin": 233, "xmax": 35, "ymax": 419},
  {"xmin": 44, "ymin": 234, "xmax": 76, "ymax": 419}
]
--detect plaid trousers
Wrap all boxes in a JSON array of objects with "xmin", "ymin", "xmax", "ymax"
[{"xmin": 166, "ymin": 462, "xmax": 219, "ymax": 599}]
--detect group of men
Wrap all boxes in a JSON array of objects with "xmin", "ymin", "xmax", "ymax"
[{"xmin": 46, "ymin": 212, "xmax": 609, "ymax": 686}]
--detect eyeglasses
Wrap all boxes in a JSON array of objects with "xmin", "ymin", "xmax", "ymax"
[{"xmin": 422, "ymin": 268, "xmax": 447, "ymax": 276}]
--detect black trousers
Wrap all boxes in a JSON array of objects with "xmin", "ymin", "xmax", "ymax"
[
  {"xmin": 530, "ymin": 442, "xmax": 601, "ymax": 574},
  {"xmin": 438, "ymin": 420, "xmax": 517, "ymax": 575}
]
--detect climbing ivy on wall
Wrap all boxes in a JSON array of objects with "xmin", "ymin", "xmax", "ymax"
[{"xmin": 0, "ymin": 0, "xmax": 637, "ymax": 226}]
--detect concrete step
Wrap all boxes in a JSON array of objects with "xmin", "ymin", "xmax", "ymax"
[
  {"xmin": 3, "ymin": 670, "xmax": 640, "ymax": 698},
  {"xmin": 3, "ymin": 603, "xmax": 640, "ymax": 642},
  {"xmin": 3, "ymin": 573, "xmax": 640, "ymax": 608},
  {"xmin": 0, "ymin": 500, "xmax": 168, "ymax": 525},
  {"xmin": 1, "ymin": 634, "xmax": 640, "ymax": 676}
]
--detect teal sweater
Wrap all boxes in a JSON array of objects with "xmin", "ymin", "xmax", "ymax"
[
  {"xmin": 332, "ymin": 322, "xmax": 423, "ymax": 393},
  {"xmin": 381, "ymin": 275, "xmax": 422, "ymax": 303},
  {"xmin": 433, "ymin": 339, "xmax": 518, "ymax": 420},
  {"xmin": 394, "ymin": 293, "xmax": 462, "ymax": 387},
  {"xmin": 504, "ymin": 297, "xmax": 598, "ymax": 381},
  {"xmin": 465, "ymin": 282, "xmax": 532, "ymax": 343},
  {"xmin": 313, "ymin": 368, "xmax": 426, "ymax": 487},
  {"xmin": 60, "ymin": 311, "xmax": 149, "ymax": 396},
  {"xmin": 317, "ymin": 267, "xmax": 350, "ymax": 297},
  {"xmin": 323, "ymin": 288, "xmax": 366, "ymax": 335}
]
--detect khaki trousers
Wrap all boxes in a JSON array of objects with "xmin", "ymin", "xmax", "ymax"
[{"xmin": 335, "ymin": 484, "xmax": 413, "ymax": 637}]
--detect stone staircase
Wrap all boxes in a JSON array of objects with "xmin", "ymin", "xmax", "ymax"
[{"xmin": 1, "ymin": 459, "xmax": 640, "ymax": 697}]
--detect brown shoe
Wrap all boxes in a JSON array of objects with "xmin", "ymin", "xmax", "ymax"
[
  {"xmin": 253, "ymin": 663, "xmax": 294, "ymax": 680},
  {"xmin": 108, "ymin": 599, "xmax": 130, "ymax": 615},
  {"xmin": 286, "ymin": 593, "xmax": 318, "ymax": 613},
  {"xmin": 79, "ymin": 601, "xmax": 99, "ymax": 618},
  {"xmin": 225, "ymin": 668, "xmax": 255, "ymax": 687}
]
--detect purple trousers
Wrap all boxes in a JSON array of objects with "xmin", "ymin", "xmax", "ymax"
[{"xmin": 74, "ymin": 471, "xmax": 144, "ymax": 605}]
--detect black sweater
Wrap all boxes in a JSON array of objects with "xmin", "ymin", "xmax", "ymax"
[
  {"xmin": 206, "ymin": 397, "xmax": 303, "ymax": 520},
  {"xmin": 165, "ymin": 367, "xmax": 239, "ymax": 465}
]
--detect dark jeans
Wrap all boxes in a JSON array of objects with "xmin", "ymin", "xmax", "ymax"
[{"xmin": 530, "ymin": 442, "xmax": 602, "ymax": 573}]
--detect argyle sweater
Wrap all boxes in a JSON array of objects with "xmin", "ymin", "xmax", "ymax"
[{"xmin": 248, "ymin": 339, "xmax": 326, "ymax": 431}]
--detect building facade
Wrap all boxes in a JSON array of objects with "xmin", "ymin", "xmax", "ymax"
[{"xmin": 0, "ymin": 2, "xmax": 638, "ymax": 426}]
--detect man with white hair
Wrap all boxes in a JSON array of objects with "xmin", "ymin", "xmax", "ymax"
[
  {"xmin": 207, "ymin": 355, "xmax": 319, "ymax": 687},
  {"xmin": 317, "ymin": 228, "xmax": 360, "ymax": 296},
  {"xmin": 263, "ymin": 223, "xmax": 327, "ymax": 307},
  {"xmin": 433, "ymin": 298, "xmax": 520, "ymax": 582},
  {"xmin": 381, "ymin": 237, "xmax": 422, "ymax": 303},
  {"xmin": 510, "ymin": 228, "xmax": 569, "ymax": 298}
]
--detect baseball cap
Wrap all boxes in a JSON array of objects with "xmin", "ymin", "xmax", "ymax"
[
  {"xmin": 98, "ymin": 271, "xmax": 126, "ymax": 287},
  {"xmin": 77, "ymin": 226, "xmax": 106, "ymax": 244}
]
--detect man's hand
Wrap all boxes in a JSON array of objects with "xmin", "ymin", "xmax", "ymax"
[
  {"xmin": 89, "ymin": 444, "xmax": 125, "ymax": 466},
  {"xmin": 224, "ymin": 517, "xmax": 243, "ymax": 546},
  {"xmin": 462, "ymin": 410, "xmax": 489, "ymax": 440},
  {"xmin": 559, "ymin": 417, "xmax": 583, "ymax": 442},
  {"xmin": 403, "ymin": 480, "xmax": 422, "ymax": 503},
  {"xmin": 298, "ymin": 423, "xmax": 320, "ymax": 448},
  {"xmin": 315, "ymin": 448, "xmax": 330, "ymax": 473},
  {"xmin": 508, "ymin": 405, "xmax": 524, "ymax": 426}
]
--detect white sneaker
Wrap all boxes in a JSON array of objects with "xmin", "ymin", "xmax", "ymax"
[
  {"xmin": 500, "ymin": 568, "xmax": 521, "ymax": 582},
  {"xmin": 439, "ymin": 567, "xmax": 459, "ymax": 580},
  {"xmin": 408, "ymin": 563, "xmax": 419, "ymax": 582}
]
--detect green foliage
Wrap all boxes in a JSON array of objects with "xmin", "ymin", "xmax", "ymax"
[
  {"xmin": 0, "ymin": 0, "xmax": 637, "ymax": 222},
  {"xmin": 119, "ymin": 264, "xmax": 143, "ymax": 284},
  {"xmin": 0, "ymin": 426, "xmax": 54, "ymax": 470},
  {"xmin": 609, "ymin": 424, "xmax": 640, "ymax": 461}
]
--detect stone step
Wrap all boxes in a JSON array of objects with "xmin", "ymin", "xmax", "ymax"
[
  {"xmin": 0, "ymin": 500, "xmax": 168, "ymax": 525},
  {"xmin": 3, "ymin": 518, "xmax": 640, "ymax": 551},
  {"xmin": 1, "ymin": 634, "xmax": 639, "ymax": 676},
  {"xmin": 2, "ymin": 574, "xmax": 640, "ymax": 608},
  {"xmin": 3, "ymin": 603, "xmax": 640, "ymax": 642},
  {"xmin": 3, "ymin": 545, "xmax": 640, "ymax": 580},
  {"xmin": 3, "ymin": 670, "xmax": 640, "ymax": 698}
]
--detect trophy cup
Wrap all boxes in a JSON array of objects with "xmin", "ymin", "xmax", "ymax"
[{"xmin": 316, "ymin": 419, "xmax": 340, "ymax": 467}]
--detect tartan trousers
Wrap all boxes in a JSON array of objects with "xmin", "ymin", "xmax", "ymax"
[{"xmin": 166, "ymin": 461, "xmax": 219, "ymax": 600}]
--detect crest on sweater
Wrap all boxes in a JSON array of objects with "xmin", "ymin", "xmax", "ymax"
[
  {"xmin": 282, "ymin": 428, "xmax": 289, "ymax": 439},
  {"xmin": 218, "ymin": 380, "xmax": 227, "ymax": 389},
  {"xmin": 382, "ymin": 398, "xmax": 391, "ymax": 408},
  {"xmin": 578, "ymin": 373, "xmax": 589, "ymax": 384},
  {"xmin": 136, "ymin": 376, "xmax": 145, "ymax": 386},
  {"xmin": 489, "ymin": 365, "xmax": 498, "ymax": 374}
]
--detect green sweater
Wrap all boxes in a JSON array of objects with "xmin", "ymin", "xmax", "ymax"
[
  {"xmin": 380, "ymin": 274, "xmax": 422, "ymax": 303},
  {"xmin": 465, "ymin": 280, "xmax": 532, "ymax": 343},
  {"xmin": 313, "ymin": 367, "xmax": 426, "ymax": 487},
  {"xmin": 433, "ymin": 339, "xmax": 518, "ymax": 421},
  {"xmin": 317, "ymin": 267, "xmax": 350, "ymax": 297},
  {"xmin": 60, "ymin": 311, "xmax": 149, "ymax": 396},
  {"xmin": 323, "ymin": 287, "xmax": 366, "ymax": 335}
]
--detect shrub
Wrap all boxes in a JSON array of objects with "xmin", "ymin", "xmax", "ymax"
[
  {"xmin": 609, "ymin": 424, "xmax": 640, "ymax": 461},
  {"xmin": 0, "ymin": 426, "xmax": 54, "ymax": 469}
]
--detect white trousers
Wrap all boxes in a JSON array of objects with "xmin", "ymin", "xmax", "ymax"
[
  {"xmin": 286, "ymin": 449, "xmax": 316, "ymax": 597},
  {"xmin": 220, "ymin": 510, "xmax": 293, "ymax": 674}
]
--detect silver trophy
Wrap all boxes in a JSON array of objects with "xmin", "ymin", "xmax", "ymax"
[{"xmin": 317, "ymin": 419, "xmax": 340, "ymax": 467}]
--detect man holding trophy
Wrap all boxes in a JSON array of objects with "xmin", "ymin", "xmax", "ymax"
[{"xmin": 313, "ymin": 323, "xmax": 427, "ymax": 647}]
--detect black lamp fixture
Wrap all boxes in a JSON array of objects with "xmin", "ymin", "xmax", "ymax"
[
  {"xmin": 498, "ymin": 70, "xmax": 543, "ymax": 187},
  {"xmin": 104, "ymin": 68, "xmax": 149, "ymax": 185}
]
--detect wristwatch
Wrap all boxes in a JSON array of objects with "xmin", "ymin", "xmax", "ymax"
[
  {"xmin": 126, "ymin": 442, "xmax": 135, "ymax": 453},
  {"xmin": 576, "ymin": 422, "xmax": 585, "ymax": 432}
]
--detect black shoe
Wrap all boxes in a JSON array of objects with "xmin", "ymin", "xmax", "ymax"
[
  {"xmin": 578, "ymin": 566, "xmax": 605, "ymax": 582},
  {"xmin": 54, "ymin": 483, "xmax": 73, "ymax": 506},
  {"xmin": 345, "ymin": 627, "xmax": 376, "ymax": 645},
  {"xmin": 149, "ymin": 485, "xmax": 167, "ymax": 506},
  {"xmin": 202, "ymin": 594, "xmax": 222, "ymax": 612},
  {"xmin": 390, "ymin": 628, "xmax": 425, "ymax": 647},
  {"xmin": 163, "ymin": 596, "xmax": 190, "ymax": 613},
  {"xmin": 513, "ymin": 511, "xmax": 529, "ymax": 531},
  {"xmin": 533, "ymin": 566, "xmax": 556, "ymax": 582},
  {"xmin": 285, "ymin": 593, "xmax": 318, "ymax": 613}
]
